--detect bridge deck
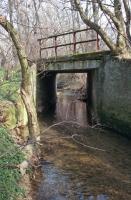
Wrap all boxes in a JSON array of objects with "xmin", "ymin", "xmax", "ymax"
[{"xmin": 37, "ymin": 50, "xmax": 113, "ymax": 73}]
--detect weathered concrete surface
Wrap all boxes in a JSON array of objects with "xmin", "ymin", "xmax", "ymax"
[
  {"xmin": 37, "ymin": 73, "xmax": 57, "ymax": 113},
  {"xmin": 37, "ymin": 51, "xmax": 131, "ymax": 137},
  {"xmin": 37, "ymin": 51, "xmax": 111, "ymax": 73},
  {"xmin": 93, "ymin": 56, "xmax": 131, "ymax": 137}
]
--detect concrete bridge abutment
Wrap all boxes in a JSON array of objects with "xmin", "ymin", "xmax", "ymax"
[
  {"xmin": 37, "ymin": 52, "xmax": 131, "ymax": 137},
  {"xmin": 37, "ymin": 72, "xmax": 57, "ymax": 113}
]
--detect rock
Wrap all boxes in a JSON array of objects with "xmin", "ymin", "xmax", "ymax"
[
  {"xmin": 19, "ymin": 160, "xmax": 29, "ymax": 176},
  {"xmin": 0, "ymin": 100, "xmax": 17, "ymax": 129},
  {"xmin": 0, "ymin": 97, "xmax": 29, "ymax": 139},
  {"xmin": 23, "ymin": 144, "xmax": 33, "ymax": 161}
]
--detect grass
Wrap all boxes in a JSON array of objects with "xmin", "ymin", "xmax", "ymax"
[{"xmin": 0, "ymin": 126, "xmax": 25, "ymax": 200}]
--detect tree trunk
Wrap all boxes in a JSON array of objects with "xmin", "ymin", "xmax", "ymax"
[
  {"xmin": 0, "ymin": 16, "xmax": 40, "ymax": 139},
  {"xmin": 114, "ymin": 0, "xmax": 127, "ymax": 52}
]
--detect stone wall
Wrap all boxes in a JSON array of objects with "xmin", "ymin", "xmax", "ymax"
[{"xmin": 93, "ymin": 56, "xmax": 131, "ymax": 137}]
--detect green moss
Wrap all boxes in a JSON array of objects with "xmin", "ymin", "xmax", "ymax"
[
  {"xmin": 16, "ymin": 95, "xmax": 28, "ymax": 126},
  {"xmin": 99, "ymin": 111, "xmax": 131, "ymax": 137},
  {"xmin": 0, "ymin": 69, "xmax": 28, "ymax": 130},
  {"xmin": 72, "ymin": 50, "xmax": 112, "ymax": 60},
  {"xmin": 40, "ymin": 50, "xmax": 111, "ymax": 65},
  {"xmin": 0, "ymin": 127, "xmax": 25, "ymax": 200},
  {"xmin": 0, "ymin": 100, "xmax": 17, "ymax": 129}
]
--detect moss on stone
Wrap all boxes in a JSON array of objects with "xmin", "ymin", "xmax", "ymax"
[
  {"xmin": 0, "ymin": 100, "xmax": 17, "ymax": 129},
  {"xmin": 16, "ymin": 95, "xmax": 28, "ymax": 127},
  {"xmin": 40, "ymin": 50, "xmax": 112, "ymax": 65},
  {"xmin": 0, "ymin": 96, "xmax": 28, "ymax": 133},
  {"xmin": 99, "ymin": 111, "xmax": 131, "ymax": 138}
]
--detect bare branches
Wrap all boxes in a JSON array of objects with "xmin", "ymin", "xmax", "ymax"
[
  {"xmin": 96, "ymin": 0, "xmax": 119, "ymax": 29},
  {"xmin": 73, "ymin": 0, "xmax": 117, "ymax": 52},
  {"xmin": 72, "ymin": 0, "xmax": 131, "ymax": 55}
]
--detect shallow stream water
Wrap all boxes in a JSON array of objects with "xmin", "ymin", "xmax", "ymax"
[{"xmin": 32, "ymin": 91, "xmax": 131, "ymax": 200}]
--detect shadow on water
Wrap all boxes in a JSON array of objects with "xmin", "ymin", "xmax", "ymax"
[{"xmin": 32, "ymin": 91, "xmax": 131, "ymax": 200}]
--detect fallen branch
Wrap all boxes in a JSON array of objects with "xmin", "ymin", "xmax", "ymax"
[
  {"xmin": 0, "ymin": 121, "xmax": 102, "ymax": 160},
  {"xmin": 41, "ymin": 120, "xmax": 100, "ymax": 135},
  {"xmin": 40, "ymin": 121, "xmax": 106, "ymax": 152},
  {"xmin": 72, "ymin": 134, "xmax": 106, "ymax": 152}
]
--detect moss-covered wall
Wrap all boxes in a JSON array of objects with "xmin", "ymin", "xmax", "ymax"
[{"xmin": 93, "ymin": 56, "xmax": 131, "ymax": 137}]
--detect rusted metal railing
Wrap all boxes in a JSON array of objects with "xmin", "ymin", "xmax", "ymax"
[{"xmin": 38, "ymin": 28, "xmax": 100, "ymax": 58}]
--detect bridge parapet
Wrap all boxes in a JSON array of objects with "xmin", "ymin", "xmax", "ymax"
[{"xmin": 38, "ymin": 28, "xmax": 100, "ymax": 59}]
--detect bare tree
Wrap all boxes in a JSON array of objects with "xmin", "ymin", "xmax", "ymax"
[
  {"xmin": 0, "ymin": 16, "xmax": 40, "ymax": 138},
  {"xmin": 73, "ymin": 0, "xmax": 131, "ymax": 55}
]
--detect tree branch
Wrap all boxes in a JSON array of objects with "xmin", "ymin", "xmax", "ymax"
[
  {"xmin": 96, "ymin": 0, "xmax": 120, "ymax": 29},
  {"xmin": 0, "ymin": 16, "xmax": 29, "ymax": 91},
  {"xmin": 0, "ymin": 16, "xmax": 40, "ymax": 138},
  {"xmin": 113, "ymin": 0, "xmax": 127, "ymax": 49},
  {"xmin": 73, "ymin": 0, "xmax": 116, "ymax": 52}
]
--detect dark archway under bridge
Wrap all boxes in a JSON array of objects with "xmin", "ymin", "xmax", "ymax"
[{"xmin": 36, "ymin": 51, "xmax": 109, "ymax": 115}]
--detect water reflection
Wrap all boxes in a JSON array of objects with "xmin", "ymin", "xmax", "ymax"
[
  {"xmin": 39, "ymin": 91, "xmax": 94, "ymax": 126},
  {"xmin": 56, "ymin": 93, "xmax": 88, "ymax": 126}
]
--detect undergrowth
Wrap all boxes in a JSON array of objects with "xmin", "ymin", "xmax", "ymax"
[
  {"xmin": 0, "ymin": 126, "xmax": 25, "ymax": 200},
  {"xmin": 0, "ymin": 68, "xmax": 21, "ymax": 102}
]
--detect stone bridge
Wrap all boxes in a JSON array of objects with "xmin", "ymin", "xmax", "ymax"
[{"xmin": 36, "ymin": 29, "xmax": 131, "ymax": 137}]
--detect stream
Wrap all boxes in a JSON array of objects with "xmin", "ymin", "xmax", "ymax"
[{"xmin": 32, "ymin": 91, "xmax": 131, "ymax": 200}]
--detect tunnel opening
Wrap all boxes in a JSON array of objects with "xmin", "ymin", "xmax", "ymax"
[
  {"xmin": 56, "ymin": 73, "xmax": 87, "ymax": 125},
  {"xmin": 37, "ymin": 70, "xmax": 96, "ymax": 126}
]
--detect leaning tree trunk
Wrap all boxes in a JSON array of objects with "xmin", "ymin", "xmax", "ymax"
[{"xmin": 0, "ymin": 16, "xmax": 40, "ymax": 138}]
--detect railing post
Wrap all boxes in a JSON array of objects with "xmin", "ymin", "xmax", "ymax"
[
  {"xmin": 54, "ymin": 36, "xmax": 57, "ymax": 57},
  {"xmin": 73, "ymin": 31, "xmax": 76, "ymax": 53},
  {"xmin": 38, "ymin": 28, "xmax": 103, "ymax": 58},
  {"xmin": 39, "ymin": 40, "xmax": 42, "ymax": 58},
  {"xmin": 96, "ymin": 33, "xmax": 100, "ymax": 50}
]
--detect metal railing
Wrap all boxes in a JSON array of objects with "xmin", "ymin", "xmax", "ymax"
[{"xmin": 38, "ymin": 28, "xmax": 100, "ymax": 58}]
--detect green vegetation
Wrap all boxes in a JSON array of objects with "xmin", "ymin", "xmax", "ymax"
[
  {"xmin": 0, "ymin": 68, "xmax": 21, "ymax": 102},
  {"xmin": 0, "ymin": 68, "xmax": 28, "ymax": 129},
  {"xmin": 0, "ymin": 69, "xmax": 28, "ymax": 199},
  {"xmin": 0, "ymin": 126, "xmax": 25, "ymax": 200}
]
